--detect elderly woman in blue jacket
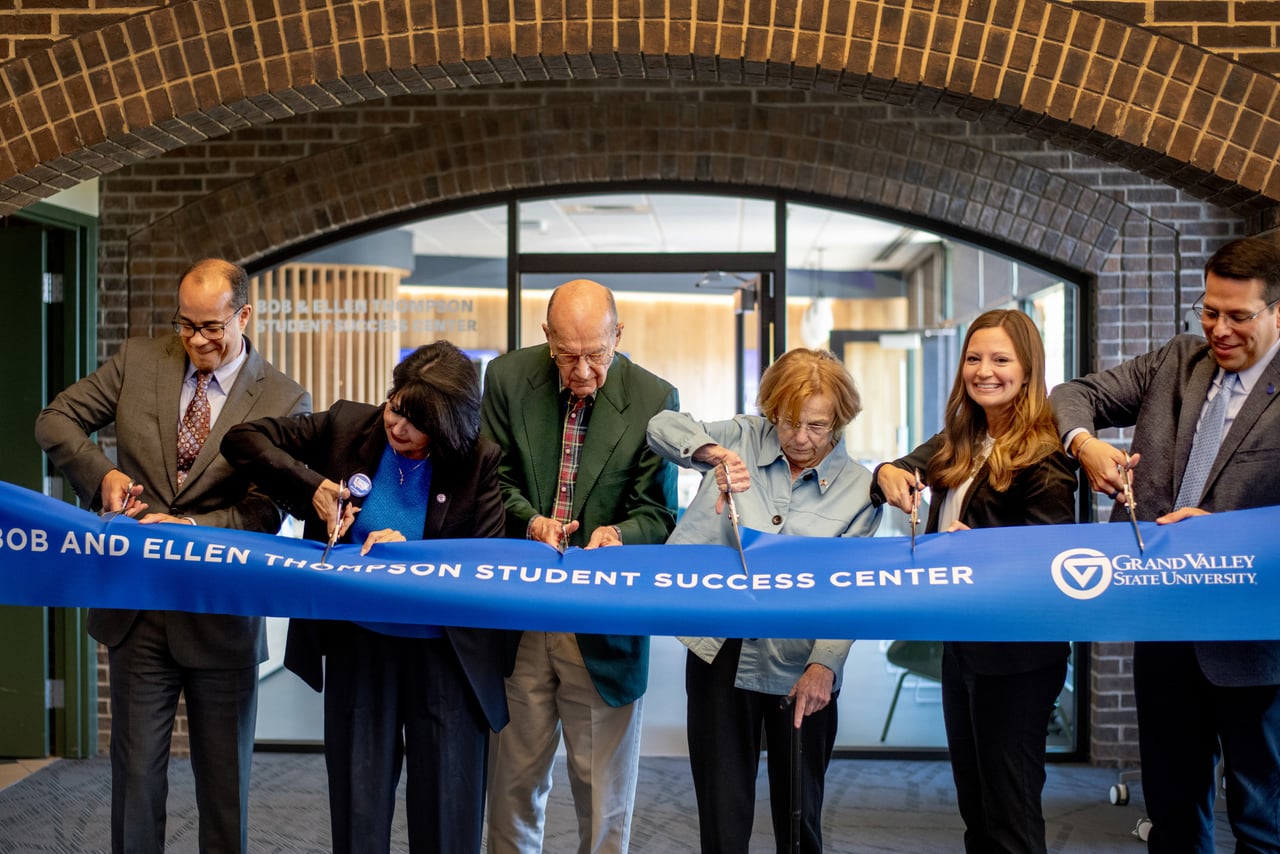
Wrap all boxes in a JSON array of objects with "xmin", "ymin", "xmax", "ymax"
[{"xmin": 647, "ymin": 347, "xmax": 881, "ymax": 854}]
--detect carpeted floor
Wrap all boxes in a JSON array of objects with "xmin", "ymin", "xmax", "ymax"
[{"xmin": 0, "ymin": 753, "xmax": 1232, "ymax": 852}]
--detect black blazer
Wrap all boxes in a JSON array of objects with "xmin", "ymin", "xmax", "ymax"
[
  {"xmin": 222, "ymin": 400, "xmax": 511, "ymax": 731},
  {"xmin": 872, "ymin": 432, "xmax": 1078, "ymax": 675}
]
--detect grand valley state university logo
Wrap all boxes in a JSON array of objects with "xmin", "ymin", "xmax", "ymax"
[
  {"xmin": 1050, "ymin": 546, "xmax": 1260, "ymax": 599},
  {"xmin": 1050, "ymin": 548, "xmax": 1114, "ymax": 600}
]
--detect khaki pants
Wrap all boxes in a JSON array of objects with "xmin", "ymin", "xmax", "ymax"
[{"xmin": 487, "ymin": 631, "xmax": 643, "ymax": 854}]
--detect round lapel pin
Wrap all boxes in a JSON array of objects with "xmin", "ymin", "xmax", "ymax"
[{"xmin": 348, "ymin": 473, "xmax": 373, "ymax": 498}]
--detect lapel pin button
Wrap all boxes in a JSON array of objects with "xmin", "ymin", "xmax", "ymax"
[{"xmin": 348, "ymin": 473, "xmax": 372, "ymax": 498}]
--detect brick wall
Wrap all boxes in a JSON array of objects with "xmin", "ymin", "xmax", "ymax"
[
  {"xmin": 0, "ymin": 2, "xmax": 147, "ymax": 63},
  {"xmin": 1091, "ymin": 641, "xmax": 1140, "ymax": 763},
  {"xmin": 1073, "ymin": 0, "xmax": 1280, "ymax": 74},
  {"xmin": 3, "ymin": 0, "xmax": 1280, "ymax": 213},
  {"xmin": 7, "ymin": 1, "xmax": 1280, "ymax": 78}
]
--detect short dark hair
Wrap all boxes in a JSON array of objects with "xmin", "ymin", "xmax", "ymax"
[
  {"xmin": 180, "ymin": 258, "xmax": 250, "ymax": 308},
  {"xmin": 387, "ymin": 340, "xmax": 481, "ymax": 461},
  {"xmin": 1204, "ymin": 237, "xmax": 1280, "ymax": 303}
]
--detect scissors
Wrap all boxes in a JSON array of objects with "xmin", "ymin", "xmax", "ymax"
[
  {"xmin": 722, "ymin": 463, "xmax": 750, "ymax": 576},
  {"xmin": 557, "ymin": 521, "xmax": 568, "ymax": 554},
  {"xmin": 101, "ymin": 479, "xmax": 138, "ymax": 522},
  {"xmin": 909, "ymin": 469, "xmax": 921, "ymax": 555},
  {"xmin": 320, "ymin": 479, "xmax": 346, "ymax": 564},
  {"xmin": 1119, "ymin": 455, "xmax": 1145, "ymax": 554}
]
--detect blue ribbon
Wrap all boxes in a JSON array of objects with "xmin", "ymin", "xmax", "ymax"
[{"xmin": 0, "ymin": 480, "xmax": 1275, "ymax": 640}]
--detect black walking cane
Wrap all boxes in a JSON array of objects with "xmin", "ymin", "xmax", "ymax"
[{"xmin": 782, "ymin": 696, "xmax": 802, "ymax": 853}]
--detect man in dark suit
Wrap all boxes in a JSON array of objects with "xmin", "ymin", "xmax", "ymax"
[
  {"xmin": 1051, "ymin": 236, "xmax": 1280, "ymax": 853},
  {"xmin": 481, "ymin": 279, "xmax": 678, "ymax": 854},
  {"xmin": 35, "ymin": 258, "xmax": 311, "ymax": 854}
]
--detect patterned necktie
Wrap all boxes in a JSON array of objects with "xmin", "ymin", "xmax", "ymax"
[
  {"xmin": 551, "ymin": 395, "xmax": 589, "ymax": 524},
  {"xmin": 177, "ymin": 371, "xmax": 212, "ymax": 486},
  {"xmin": 1174, "ymin": 371, "xmax": 1236, "ymax": 510}
]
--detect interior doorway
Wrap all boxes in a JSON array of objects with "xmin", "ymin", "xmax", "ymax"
[{"xmin": 1, "ymin": 204, "xmax": 99, "ymax": 759}]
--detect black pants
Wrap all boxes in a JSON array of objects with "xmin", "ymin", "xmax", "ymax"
[
  {"xmin": 323, "ymin": 625, "xmax": 489, "ymax": 854},
  {"xmin": 1135, "ymin": 641, "xmax": 1280, "ymax": 854},
  {"xmin": 108, "ymin": 611, "xmax": 257, "ymax": 854},
  {"xmin": 685, "ymin": 641, "xmax": 839, "ymax": 854},
  {"xmin": 942, "ymin": 643, "xmax": 1066, "ymax": 854}
]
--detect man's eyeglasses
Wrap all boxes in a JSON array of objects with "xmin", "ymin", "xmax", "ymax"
[
  {"xmin": 172, "ymin": 307, "xmax": 243, "ymax": 340},
  {"xmin": 551, "ymin": 350, "xmax": 613, "ymax": 368},
  {"xmin": 778, "ymin": 419, "xmax": 834, "ymax": 439},
  {"xmin": 1191, "ymin": 295, "xmax": 1280, "ymax": 329}
]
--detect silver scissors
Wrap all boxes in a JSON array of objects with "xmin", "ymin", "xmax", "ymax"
[
  {"xmin": 320, "ymin": 479, "xmax": 346, "ymax": 564},
  {"xmin": 722, "ymin": 463, "xmax": 750, "ymax": 576},
  {"xmin": 909, "ymin": 469, "xmax": 921, "ymax": 555},
  {"xmin": 1119, "ymin": 455, "xmax": 1145, "ymax": 554},
  {"xmin": 101, "ymin": 479, "xmax": 138, "ymax": 522}
]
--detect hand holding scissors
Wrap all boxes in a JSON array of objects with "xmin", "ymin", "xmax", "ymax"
[
  {"xmin": 1073, "ymin": 433, "xmax": 1142, "ymax": 502},
  {"xmin": 529, "ymin": 516, "xmax": 580, "ymax": 553},
  {"xmin": 708, "ymin": 448, "xmax": 750, "ymax": 515},
  {"xmin": 314, "ymin": 479, "xmax": 357, "ymax": 563},
  {"xmin": 100, "ymin": 470, "xmax": 145, "ymax": 521}
]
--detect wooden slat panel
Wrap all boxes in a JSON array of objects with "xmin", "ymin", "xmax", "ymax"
[{"xmin": 250, "ymin": 263, "xmax": 408, "ymax": 412}]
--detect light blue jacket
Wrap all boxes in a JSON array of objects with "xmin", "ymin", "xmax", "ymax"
[{"xmin": 647, "ymin": 410, "xmax": 881, "ymax": 695}]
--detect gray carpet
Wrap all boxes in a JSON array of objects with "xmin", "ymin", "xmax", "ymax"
[{"xmin": 0, "ymin": 753, "xmax": 1232, "ymax": 852}]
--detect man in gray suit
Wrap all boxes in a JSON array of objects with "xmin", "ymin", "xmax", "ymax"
[
  {"xmin": 35, "ymin": 258, "xmax": 310, "ymax": 854},
  {"xmin": 1051, "ymin": 236, "xmax": 1280, "ymax": 853}
]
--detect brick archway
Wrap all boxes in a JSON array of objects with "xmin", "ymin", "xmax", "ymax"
[
  {"xmin": 2, "ymin": 0, "xmax": 1278, "ymax": 217},
  {"xmin": 132, "ymin": 100, "xmax": 1141, "ymax": 277},
  {"xmin": 117, "ymin": 97, "xmax": 1177, "ymax": 399}
]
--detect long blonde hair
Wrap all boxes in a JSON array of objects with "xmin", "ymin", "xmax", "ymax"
[{"xmin": 928, "ymin": 309, "xmax": 1062, "ymax": 492}]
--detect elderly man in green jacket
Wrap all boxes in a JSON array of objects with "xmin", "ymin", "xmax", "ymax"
[{"xmin": 481, "ymin": 279, "xmax": 678, "ymax": 854}]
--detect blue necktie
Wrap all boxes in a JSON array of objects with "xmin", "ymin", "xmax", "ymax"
[{"xmin": 1174, "ymin": 372, "xmax": 1236, "ymax": 510}]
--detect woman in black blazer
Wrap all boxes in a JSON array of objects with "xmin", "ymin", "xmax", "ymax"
[
  {"xmin": 872, "ymin": 309, "xmax": 1077, "ymax": 854},
  {"xmin": 222, "ymin": 340, "xmax": 509, "ymax": 854}
]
